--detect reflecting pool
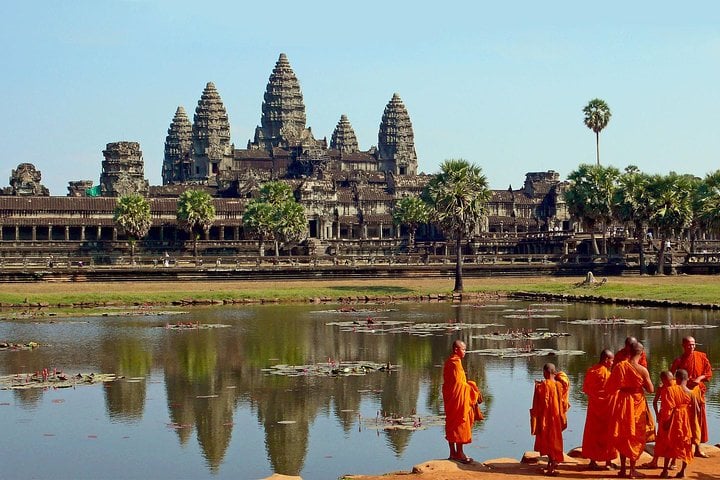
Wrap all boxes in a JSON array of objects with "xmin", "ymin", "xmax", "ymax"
[{"xmin": 1, "ymin": 300, "xmax": 719, "ymax": 479}]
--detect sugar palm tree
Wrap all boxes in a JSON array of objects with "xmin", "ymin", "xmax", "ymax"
[
  {"xmin": 424, "ymin": 159, "xmax": 491, "ymax": 292},
  {"xmin": 694, "ymin": 170, "xmax": 720, "ymax": 250},
  {"xmin": 613, "ymin": 166, "xmax": 651, "ymax": 274},
  {"xmin": 392, "ymin": 196, "xmax": 430, "ymax": 251},
  {"xmin": 583, "ymin": 98, "xmax": 612, "ymax": 165},
  {"xmin": 646, "ymin": 173, "xmax": 693, "ymax": 274},
  {"xmin": 565, "ymin": 164, "xmax": 619, "ymax": 256},
  {"xmin": 176, "ymin": 189, "xmax": 216, "ymax": 260},
  {"xmin": 113, "ymin": 194, "xmax": 152, "ymax": 265}
]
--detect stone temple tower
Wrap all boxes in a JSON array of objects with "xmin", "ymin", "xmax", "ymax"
[
  {"xmin": 191, "ymin": 82, "xmax": 232, "ymax": 182},
  {"xmin": 378, "ymin": 93, "xmax": 417, "ymax": 176},
  {"xmin": 162, "ymin": 106, "xmax": 193, "ymax": 185},
  {"xmin": 249, "ymin": 53, "xmax": 318, "ymax": 151},
  {"xmin": 330, "ymin": 115, "xmax": 359, "ymax": 153},
  {"xmin": 99, "ymin": 142, "xmax": 149, "ymax": 197}
]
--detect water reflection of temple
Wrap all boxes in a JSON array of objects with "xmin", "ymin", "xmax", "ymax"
[{"xmin": 0, "ymin": 53, "xmax": 570, "ymax": 263}]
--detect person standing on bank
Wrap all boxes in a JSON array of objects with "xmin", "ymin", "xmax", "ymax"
[
  {"xmin": 670, "ymin": 336, "xmax": 712, "ymax": 458},
  {"xmin": 530, "ymin": 363, "xmax": 568, "ymax": 476},
  {"xmin": 581, "ymin": 349, "xmax": 617, "ymax": 470},
  {"xmin": 442, "ymin": 339, "xmax": 481, "ymax": 465}
]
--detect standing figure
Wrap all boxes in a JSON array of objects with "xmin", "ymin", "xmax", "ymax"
[
  {"xmin": 442, "ymin": 339, "xmax": 480, "ymax": 464},
  {"xmin": 607, "ymin": 342, "xmax": 654, "ymax": 478},
  {"xmin": 670, "ymin": 336, "xmax": 712, "ymax": 457},
  {"xmin": 614, "ymin": 336, "xmax": 648, "ymax": 368},
  {"xmin": 582, "ymin": 349, "xmax": 617, "ymax": 470},
  {"xmin": 645, "ymin": 371, "xmax": 676, "ymax": 469},
  {"xmin": 530, "ymin": 363, "xmax": 568, "ymax": 476},
  {"xmin": 656, "ymin": 369, "xmax": 701, "ymax": 479}
]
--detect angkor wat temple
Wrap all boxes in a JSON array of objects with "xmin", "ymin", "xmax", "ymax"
[{"xmin": 0, "ymin": 54, "xmax": 572, "ymax": 265}]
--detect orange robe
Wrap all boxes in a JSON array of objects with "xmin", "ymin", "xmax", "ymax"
[
  {"xmin": 443, "ymin": 353, "xmax": 480, "ymax": 444},
  {"xmin": 582, "ymin": 363, "xmax": 616, "ymax": 462},
  {"xmin": 655, "ymin": 385, "xmax": 700, "ymax": 464},
  {"xmin": 530, "ymin": 378, "xmax": 567, "ymax": 462},
  {"xmin": 614, "ymin": 348, "xmax": 648, "ymax": 368},
  {"xmin": 670, "ymin": 351, "xmax": 712, "ymax": 443},
  {"xmin": 606, "ymin": 360, "xmax": 654, "ymax": 461}
]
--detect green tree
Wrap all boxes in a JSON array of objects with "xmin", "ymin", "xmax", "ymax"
[
  {"xmin": 693, "ymin": 170, "xmax": 720, "ymax": 251},
  {"xmin": 583, "ymin": 98, "xmax": 612, "ymax": 166},
  {"xmin": 176, "ymin": 189, "xmax": 216, "ymax": 260},
  {"xmin": 646, "ymin": 173, "xmax": 694, "ymax": 274},
  {"xmin": 242, "ymin": 181, "xmax": 306, "ymax": 257},
  {"xmin": 113, "ymin": 194, "xmax": 152, "ymax": 264},
  {"xmin": 392, "ymin": 196, "xmax": 430, "ymax": 251},
  {"xmin": 565, "ymin": 164, "xmax": 620, "ymax": 256},
  {"xmin": 423, "ymin": 159, "xmax": 491, "ymax": 292},
  {"xmin": 613, "ymin": 166, "xmax": 652, "ymax": 274}
]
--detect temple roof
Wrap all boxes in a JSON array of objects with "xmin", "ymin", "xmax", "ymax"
[
  {"xmin": 330, "ymin": 115, "xmax": 359, "ymax": 153},
  {"xmin": 378, "ymin": 93, "xmax": 417, "ymax": 165},
  {"xmin": 193, "ymin": 82, "xmax": 231, "ymax": 146}
]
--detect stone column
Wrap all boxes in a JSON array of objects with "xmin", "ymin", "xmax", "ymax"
[
  {"xmin": 32, "ymin": 226, "xmax": 37, "ymax": 241},
  {"xmin": 113, "ymin": 228, "xmax": 118, "ymax": 241},
  {"xmin": 15, "ymin": 226, "xmax": 19, "ymax": 241},
  {"xmin": 219, "ymin": 226, "xmax": 225, "ymax": 241},
  {"xmin": 65, "ymin": 226, "xmax": 70, "ymax": 241},
  {"xmin": 159, "ymin": 226, "xmax": 164, "ymax": 242},
  {"xmin": 80, "ymin": 226, "xmax": 86, "ymax": 241},
  {"xmin": 0, "ymin": 225, "xmax": 3, "ymax": 241},
  {"xmin": 97, "ymin": 225, "xmax": 102, "ymax": 240},
  {"xmin": 48, "ymin": 225, "xmax": 53, "ymax": 241},
  {"xmin": 378, "ymin": 223, "xmax": 383, "ymax": 240},
  {"xmin": 233, "ymin": 226, "xmax": 239, "ymax": 241}
]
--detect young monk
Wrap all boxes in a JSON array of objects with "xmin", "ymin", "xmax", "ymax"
[
  {"xmin": 657, "ymin": 369, "xmax": 701, "ymax": 479},
  {"xmin": 582, "ymin": 349, "xmax": 617, "ymax": 470},
  {"xmin": 645, "ymin": 371, "xmax": 676, "ymax": 470},
  {"xmin": 614, "ymin": 336, "xmax": 648, "ymax": 368},
  {"xmin": 442, "ymin": 339, "xmax": 481, "ymax": 464},
  {"xmin": 606, "ymin": 341, "xmax": 654, "ymax": 479},
  {"xmin": 531, "ymin": 363, "xmax": 568, "ymax": 476}
]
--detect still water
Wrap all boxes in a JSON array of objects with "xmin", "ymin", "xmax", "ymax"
[{"xmin": 1, "ymin": 300, "xmax": 720, "ymax": 479}]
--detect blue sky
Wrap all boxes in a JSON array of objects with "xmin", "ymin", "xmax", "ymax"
[{"xmin": 2, "ymin": 1, "xmax": 719, "ymax": 195}]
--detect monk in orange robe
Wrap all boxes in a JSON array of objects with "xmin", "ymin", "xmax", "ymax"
[
  {"xmin": 657, "ymin": 369, "xmax": 701, "ymax": 479},
  {"xmin": 670, "ymin": 336, "xmax": 712, "ymax": 457},
  {"xmin": 645, "ymin": 371, "xmax": 676, "ymax": 469},
  {"xmin": 614, "ymin": 336, "xmax": 648, "ymax": 368},
  {"xmin": 582, "ymin": 349, "xmax": 617, "ymax": 470},
  {"xmin": 606, "ymin": 341, "xmax": 654, "ymax": 479},
  {"xmin": 530, "ymin": 363, "xmax": 568, "ymax": 476},
  {"xmin": 443, "ymin": 339, "xmax": 480, "ymax": 464}
]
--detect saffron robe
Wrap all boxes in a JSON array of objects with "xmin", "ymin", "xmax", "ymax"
[
  {"xmin": 670, "ymin": 350, "xmax": 712, "ymax": 443},
  {"xmin": 606, "ymin": 360, "xmax": 654, "ymax": 461},
  {"xmin": 443, "ymin": 353, "xmax": 480, "ymax": 444},
  {"xmin": 655, "ymin": 385, "xmax": 700, "ymax": 464},
  {"xmin": 530, "ymin": 378, "xmax": 567, "ymax": 463},
  {"xmin": 582, "ymin": 363, "xmax": 616, "ymax": 462},
  {"xmin": 614, "ymin": 348, "xmax": 648, "ymax": 368}
]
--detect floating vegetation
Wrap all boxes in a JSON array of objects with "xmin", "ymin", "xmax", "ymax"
[
  {"xmin": 264, "ymin": 361, "xmax": 397, "ymax": 377},
  {"xmin": 469, "ymin": 347, "xmax": 585, "ymax": 358},
  {"xmin": 472, "ymin": 331, "xmax": 570, "ymax": 341},
  {"xmin": 503, "ymin": 314, "xmax": 562, "ymax": 319},
  {"xmin": 643, "ymin": 324, "xmax": 718, "ymax": 330},
  {"xmin": 326, "ymin": 320, "xmax": 502, "ymax": 336},
  {"xmin": 0, "ymin": 341, "xmax": 41, "ymax": 351},
  {"xmin": 163, "ymin": 322, "xmax": 231, "ymax": 330},
  {"xmin": 361, "ymin": 413, "xmax": 445, "ymax": 431},
  {"xmin": 0, "ymin": 371, "xmax": 119, "ymax": 390},
  {"xmin": 503, "ymin": 308, "xmax": 566, "ymax": 313},
  {"xmin": 316, "ymin": 307, "xmax": 398, "ymax": 314},
  {"xmin": 564, "ymin": 318, "xmax": 646, "ymax": 325}
]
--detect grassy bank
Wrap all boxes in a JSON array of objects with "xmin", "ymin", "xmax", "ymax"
[{"xmin": 1, "ymin": 275, "xmax": 720, "ymax": 307}]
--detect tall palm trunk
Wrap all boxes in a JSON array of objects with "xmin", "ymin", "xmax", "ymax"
[
  {"xmin": 637, "ymin": 223, "xmax": 646, "ymax": 276},
  {"xmin": 595, "ymin": 131, "xmax": 600, "ymax": 166},
  {"xmin": 454, "ymin": 235, "xmax": 464, "ymax": 293},
  {"xmin": 657, "ymin": 235, "xmax": 667, "ymax": 275}
]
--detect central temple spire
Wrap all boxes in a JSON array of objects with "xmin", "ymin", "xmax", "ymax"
[{"xmin": 250, "ymin": 53, "xmax": 315, "ymax": 151}]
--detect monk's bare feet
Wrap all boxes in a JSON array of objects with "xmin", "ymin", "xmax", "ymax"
[
  {"xmin": 675, "ymin": 472, "xmax": 685, "ymax": 479},
  {"xmin": 639, "ymin": 461, "xmax": 657, "ymax": 469},
  {"xmin": 695, "ymin": 449, "xmax": 709, "ymax": 458},
  {"xmin": 660, "ymin": 470, "xmax": 669, "ymax": 479},
  {"xmin": 628, "ymin": 471, "xmax": 645, "ymax": 479},
  {"xmin": 617, "ymin": 471, "xmax": 628, "ymax": 478}
]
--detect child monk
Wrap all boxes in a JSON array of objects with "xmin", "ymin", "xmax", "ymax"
[
  {"xmin": 531, "ymin": 363, "xmax": 568, "ymax": 476},
  {"xmin": 657, "ymin": 369, "xmax": 701, "ymax": 479},
  {"xmin": 644, "ymin": 371, "xmax": 675, "ymax": 469}
]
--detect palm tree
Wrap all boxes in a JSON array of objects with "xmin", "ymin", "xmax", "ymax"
[
  {"xmin": 424, "ymin": 159, "xmax": 491, "ymax": 292},
  {"xmin": 565, "ymin": 164, "xmax": 620, "ymax": 256},
  {"xmin": 646, "ymin": 173, "xmax": 693, "ymax": 274},
  {"xmin": 583, "ymin": 98, "xmax": 612, "ymax": 165},
  {"xmin": 113, "ymin": 194, "xmax": 152, "ymax": 265},
  {"xmin": 613, "ymin": 166, "xmax": 651, "ymax": 274},
  {"xmin": 392, "ymin": 196, "xmax": 430, "ymax": 251},
  {"xmin": 176, "ymin": 189, "xmax": 216, "ymax": 261},
  {"xmin": 693, "ymin": 171, "xmax": 720, "ymax": 251}
]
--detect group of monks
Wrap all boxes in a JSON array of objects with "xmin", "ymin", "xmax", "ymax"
[{"xmin": 442, "ymin": 336, "xmax": 713, "ymax": 478}]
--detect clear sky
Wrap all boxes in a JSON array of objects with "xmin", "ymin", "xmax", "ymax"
[{"xmin": 2, "ymin": 1, "xmax": 719, "ymax": 195}]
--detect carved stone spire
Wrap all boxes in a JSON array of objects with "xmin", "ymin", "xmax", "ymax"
[
  {"xmin": 378, "ymin": 93, "xmax": 417, "ymax": 176},
  {"xmin": 330, "ymin": 115, "xmax": 359, "ymax": 153},
  {"xmin": 163, "ymin": 106, "xmax": 193, "ymax": 184},
  {"xmin": 251, "ymin": 53, "xmax": 312, "ymax": 151},
  {"xmin": 192, "ymin": 82, "xmax": 232, "ymax": 181}
]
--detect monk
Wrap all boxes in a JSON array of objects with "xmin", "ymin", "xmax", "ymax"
[
  {"xmin": 615, "ymin": 336, "xmax": 648, "ymax": 368},
  {"xmin": 656, "ymin": 369, "xmax": 701, "ymax": 479},
  {"xmin": 581, "ymin": 349, "xmax": 616, "ymax": 470},
  {"xmin": 606, "ymin": 341, "xmax": 654, "ymax": 478},
  {"xmin": 442, "ymin": 339, "xmax": 480, "ymax": 464},
  {"xmin": 531, "ymin": 363, "xmax": 568, "ymax": 476},
  {"xmin": 645, "ymin": 371, "xmax": 676, "ymax": 470},
  {"xmin": 670, "ymin": 336, "xmax": 712, "ymax": 458}
]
